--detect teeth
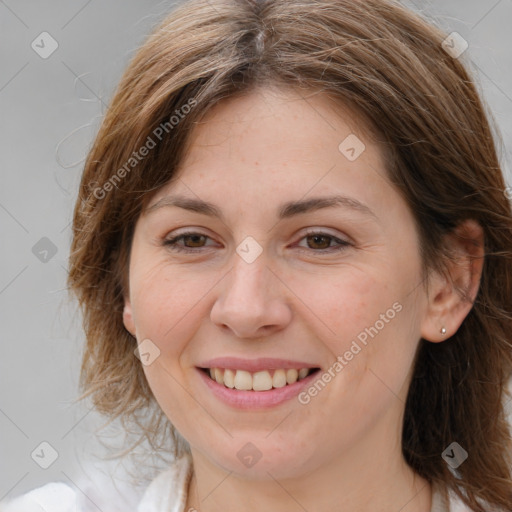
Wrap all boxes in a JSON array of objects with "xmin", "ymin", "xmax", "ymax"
[
  {"xmin": 223, "ymin": 369, "xmax": 235, "ymax": 388},
  {"xmin": 234, "ymin": 370, "xmax": 252, "ymax": 390},
  {"xmin": 214, "ymin": 368, "xmax": 224, "ymax": 385},
  {"xmin": 272, "ymin": 369, "xmax": 287, "ymax": 388},
  {"xmin": 253, "ymin": 371, "xmax": 273, "ymax": 391},
  {"xmin": 286, "ymin": 369, "xmax": 298, "ymax": 384},
  {"xmin": 207, "ymin": 367, "xmax": 314, "ymax": 391},
  {"xmin": 298, "ymin": 368, "xmax": 309, "ymax": 380}
]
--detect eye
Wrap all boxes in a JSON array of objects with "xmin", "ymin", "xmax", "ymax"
[
  {"xmin": 162, "ymin": 230, "xmax": 351, "ymax": 254},
  {"xmin": 163, "ymin": 231, "xmax": 216, "ymax": 253},
  {"xmin": 295, "ymin": 230, "xmax": 351, "ymax": 253}
]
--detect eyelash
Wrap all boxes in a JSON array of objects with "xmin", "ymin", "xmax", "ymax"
[{"xmin": 162, "ymin": 230, "xmax": 351, "ymax": 254}]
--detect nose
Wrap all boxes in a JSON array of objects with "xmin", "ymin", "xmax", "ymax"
[{"xmin": 210, "ymin": 255, "xmax": 293, "ymax": 339}]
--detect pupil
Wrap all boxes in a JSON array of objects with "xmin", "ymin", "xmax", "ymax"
[
  {"xmin": 187, "ymin": 235, "xmax": 204, "ymax": 247},
  {"xmin": 310, "ymin": 235, "xmax": 329, "ymax": 249}
]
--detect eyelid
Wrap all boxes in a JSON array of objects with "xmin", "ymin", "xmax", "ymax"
[
  {"xmin": 164, "ymin": 226, "xmax": 351, "ymax": 243},
  {"xmin": 298, "ymin": 227, "xmax": 351, "ymax": 243},
  {"xmin": 163, "ymin": 229, "xmax": 218, "ymax": 247}
]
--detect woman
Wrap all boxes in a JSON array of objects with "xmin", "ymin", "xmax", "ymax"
[{"xmin": 3, "ymin": 0, "xmax": 512, "ymax": 511}]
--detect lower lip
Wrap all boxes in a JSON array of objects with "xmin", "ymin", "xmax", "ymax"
[{"xmin": 196, "ymin": 368, "xmax": 320, "ymax": 409}]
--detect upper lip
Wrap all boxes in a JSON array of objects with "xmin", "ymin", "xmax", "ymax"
[{"xmin": 198, "ymin": 357, "xmax": 320, "ymax": 372}]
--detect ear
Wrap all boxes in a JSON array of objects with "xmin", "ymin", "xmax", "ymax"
[
  {"xmin": 123, "ymin": 297, "xmax": 136, "ymax": 338},
  {"xmin": 420, "ymin": 219, "xmax": 484, "ymax": 343}
]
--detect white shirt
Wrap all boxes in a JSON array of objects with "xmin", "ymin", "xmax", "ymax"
[{"xmin": 0, "ymin": 454, "xmax": 472, "ymax": 512}]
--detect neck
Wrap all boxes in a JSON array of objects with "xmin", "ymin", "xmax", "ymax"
[{"xmin": 185, "ymin": 435, "xmax": 432, "ymax": 512}]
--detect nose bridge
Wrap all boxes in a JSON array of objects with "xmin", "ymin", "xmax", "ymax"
[
  {"xmin": 210, "ymin": 247, "xmax": 291, "ymax": 337},
  {"xmin": 226, "ymin": 250, "xmax": 271, "ymax": 305}
]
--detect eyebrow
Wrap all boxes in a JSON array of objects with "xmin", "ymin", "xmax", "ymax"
[{"xmin": 144, "ymin": 194, "xmax": 377, "ymax": 221}]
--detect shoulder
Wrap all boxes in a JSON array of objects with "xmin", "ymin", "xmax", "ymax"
[
  {"xmin": 0, "ymin": 455, "xmax": 193, "ymax": 512},
  {"xmin": 137, "ymin": 454, "xmax": 192, "ymax": 512},
  {"xmin": 0, "ymin": 482, "xmax": 77, "ymax": 512},
  {"xmin": 431, "ymin": 482, "xmax": 480, "ymax": 512}
]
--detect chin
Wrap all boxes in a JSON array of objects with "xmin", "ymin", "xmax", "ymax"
[{"xmin": 201, "ymin": 437, "xmax": 320, "ymax": 481}]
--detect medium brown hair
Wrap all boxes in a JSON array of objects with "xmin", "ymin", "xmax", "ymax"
[{"xmin": 68, "ymin": 0, "xmax": 512, "ymax": 509}]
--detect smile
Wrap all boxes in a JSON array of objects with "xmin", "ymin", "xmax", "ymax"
[
  {"xmin": 202, "ymin": 367, "xmax": 318, "ymax": 391},
  {"xmin": 196, "ymin": 358, "xmax": 322, "ymax": 409}
]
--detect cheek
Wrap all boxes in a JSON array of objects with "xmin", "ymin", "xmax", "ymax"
[
  {"xmin": 287, "ymin": 266, "xmax": 385, "ymax": 351},
  {"xmin": 290, "ymin": 266, "xmax": 419, "ymax": 397},
  {"xmin": 130, "ymin": 261, "xmax": 218, "ymax": 352},
  {"xmin": 129, "ymin": 264, "xmax": 216, "ymax": 430}
]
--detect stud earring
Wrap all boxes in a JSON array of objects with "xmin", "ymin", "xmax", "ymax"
[{"xmin": 440, "ymin": 326, "xmax": 447, "ymax": 335}]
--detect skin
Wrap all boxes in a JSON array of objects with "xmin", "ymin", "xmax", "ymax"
[{"xmin": 123, "ymin": 85, "xmax": 484, "ymax": 512}]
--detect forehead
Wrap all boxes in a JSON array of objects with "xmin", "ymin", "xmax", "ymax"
[
  {"xmin": 184, "ymin": 85, "xmax": 375, "ymax": 156},
  {"xmin": 146, "ymin": 85, "xmax": 388, "ymax": 204}
]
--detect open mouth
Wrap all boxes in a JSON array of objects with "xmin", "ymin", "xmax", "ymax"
[{"xmin": 199, "ymin": 367, "xmax": 321, "ymax": 391}]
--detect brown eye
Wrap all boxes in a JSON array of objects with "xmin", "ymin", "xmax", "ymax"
[
  {"xmin": 296, "ymin": 231, "xmax": 351, "ymax": 253},
  {"xmin": 163, "ymin": 232, "xmax": 214, "ymax": 252},
  {"xmin": 181, "ymin": 234, "xmax": 207, "ymax": 247},
  {"xmin": 306, "ymin": 234, "xmax": 332, "ymax": 250}
]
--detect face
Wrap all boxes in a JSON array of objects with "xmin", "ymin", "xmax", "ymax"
[{"xmin": 123, "ymin": 86, "xmax": 431, "ymax": 480}]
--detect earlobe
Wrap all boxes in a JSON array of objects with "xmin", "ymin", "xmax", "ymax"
[
  {"xmin": 420, "ymin": 219, "xmax": 484, "ymax": 343},
  {"xmin": 123, "ymin": 299, "xmax": 136, "ymax": 338}
]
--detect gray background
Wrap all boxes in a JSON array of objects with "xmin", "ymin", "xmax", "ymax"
[{"xmin": 1, "ymin": 0, "xmax": 511, "ymax": 505}]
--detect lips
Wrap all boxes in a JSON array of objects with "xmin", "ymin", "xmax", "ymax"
[{"xmin": 197, "ymin": 363, "xmax": 322, "ymax": 409}]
